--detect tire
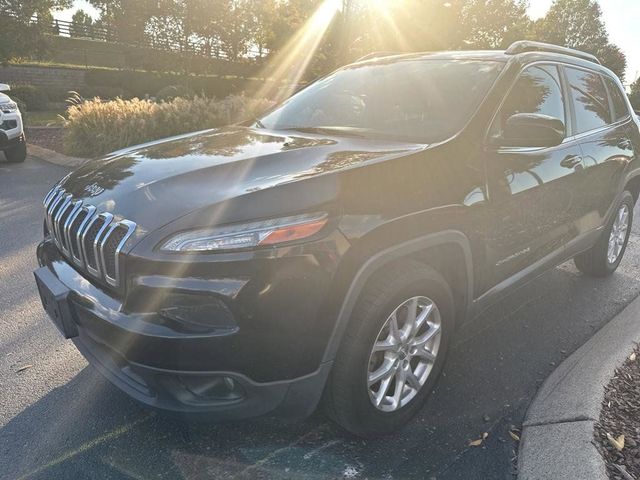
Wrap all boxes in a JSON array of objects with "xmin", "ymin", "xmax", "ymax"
[
  {"xmin": 323, "ymin": 260, "xmax": 454, "ymax": 437},
  {"xmin": 4, "ymin": 140, "xmax": 27, "ymax": 163},
  {"xmin": 574, "ymin": 191, "xmax": 634, "ymax": 277}
]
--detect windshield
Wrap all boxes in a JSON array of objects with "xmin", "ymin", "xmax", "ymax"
[{"xmin": 260, "ymin": 59, "xmax": 503, "ymax": 143}]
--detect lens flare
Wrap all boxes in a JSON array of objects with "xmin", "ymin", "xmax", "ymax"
[{"xmin": 253, "ymin": 0, "xmax": 342, "ymax": 105}]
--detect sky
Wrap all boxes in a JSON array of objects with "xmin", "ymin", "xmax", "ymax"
[{"xmin": 58, "ymin": 0, "xmax": 639, "ymax": 84}]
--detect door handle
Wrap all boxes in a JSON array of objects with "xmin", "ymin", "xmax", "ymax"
[{"xmin": 560, "ymin": 155, "xmax": 582, "ymax": 169}]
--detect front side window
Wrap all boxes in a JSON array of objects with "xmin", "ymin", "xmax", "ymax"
[
  {"xmin": 490, "ymin": 64, "xmax": 565, "ymax": 139},
  {"xmin": 259, "ymin": 59, "xmax": 503, "ymax": 143},
  {"xmin": 604, "ymin": 76, "xmax": 630, "ymax": 122},
  {"xmin": 565, "ymin": 67, "xmax": 611, "ymax": 133}
]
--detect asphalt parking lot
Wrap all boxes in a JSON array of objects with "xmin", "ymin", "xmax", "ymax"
[{"xmin": 2, "ymin": 156, "xmax": 640, "ymax": 480}]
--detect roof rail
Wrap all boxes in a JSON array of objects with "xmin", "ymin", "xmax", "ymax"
[
  {"xmin": 356, "ymin": 51, "xmax": 399, "ymax": 62},
  {"xmin": 505, "ymin": 41, "xmax": 601, "ymax": 65}
]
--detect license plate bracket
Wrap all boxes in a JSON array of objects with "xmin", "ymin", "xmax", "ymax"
[{"xmin": 34, "ymin": 267, "xmax": 79, "ymax": 339}]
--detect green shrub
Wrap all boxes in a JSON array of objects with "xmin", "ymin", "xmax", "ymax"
[
  {"xmin": 63, "ymin": 94, "xmax": 274, "ymax": 157},
  {"xmin": 10, "ymin": 85, "xmax": 49, "ymax": 111}
]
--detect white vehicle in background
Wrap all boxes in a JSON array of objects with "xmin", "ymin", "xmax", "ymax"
[{"xmin": 0, "ymin": 83, "xmax": 26, "ymax": 163}]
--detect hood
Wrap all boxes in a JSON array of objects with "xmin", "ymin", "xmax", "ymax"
[
  {"xmin": 0, "ymin": 93, "xmax": 11, "ymax": 103},
  {"xmin": 59, "ymin": 126, "xmax": 425, "ymax": 234}
]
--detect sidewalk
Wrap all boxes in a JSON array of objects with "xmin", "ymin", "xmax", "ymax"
[
  {"xmin": 518, "ymin": 293, "xmax": 640, "ymax": 479},
  {"xmin": 27, "ymin": 143, "xmax": 87, "ymax": 168}
]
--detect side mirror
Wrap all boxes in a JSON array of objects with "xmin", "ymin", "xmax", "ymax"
[
  {"xmin": 0, "ymin": 83, "xmax": 10, "ymax": 93},
  {"xmin": 500, "ymin": 113, "xmax": 565, "ymax": 148}
]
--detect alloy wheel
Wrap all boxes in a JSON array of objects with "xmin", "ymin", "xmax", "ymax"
[
  {"xmin": 607, "ymin": 203, "xmax": 630, "ymax": 264},
  {"xmin": 367, "ymin": 296, "xmax": 442, "ymax": 412}
]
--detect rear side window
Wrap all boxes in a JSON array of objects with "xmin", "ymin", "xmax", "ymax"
[
  {"xmin": 490, "ymin": 64, "xmax": 565, "ymax": 138},
  {"xmin": 604, "ymin": 76, "xmax": 630, "ymax": 122},
  {"xmin": 564, "ymin": 67, "xmax": 611, "ymax": 133}
]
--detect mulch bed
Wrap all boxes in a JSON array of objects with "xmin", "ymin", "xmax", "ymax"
[
  {"xmin": 596, "ymin": 344, "xmax": 640, "ymax": 480},
  {"xmin": 25, "ymin": 127, "xmax": 65, "ymax": 154}
]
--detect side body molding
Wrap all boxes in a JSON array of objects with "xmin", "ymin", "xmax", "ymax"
[{"xmin": 321, "ymin": 230, "xmax": 474, "ymax": 364}]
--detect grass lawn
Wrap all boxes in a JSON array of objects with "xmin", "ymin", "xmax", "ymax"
[{"xmin": 24, "ymin": 110, "xmax": 65, "ymax": 127}]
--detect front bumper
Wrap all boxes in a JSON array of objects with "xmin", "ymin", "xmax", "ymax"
[
  {"xmin": 0, "ymin": 111, "xmax": 24, "ymax": 147},
  {"xmin": 35, "ymin": 236, "xmax": 344, "ymax": 419}
]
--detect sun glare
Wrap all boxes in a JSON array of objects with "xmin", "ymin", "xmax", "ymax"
[{"xmin": 253, "ymin": 0, "xmax": 342, "ymax": 105}]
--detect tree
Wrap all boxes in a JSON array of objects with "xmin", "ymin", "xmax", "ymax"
[
  {"xmin": 70, "ymin": 9, "xmax": 94, "ymax": 38},
  {"xmin": 87, "ymin": 0, "xmax": 155, "ymax": 44},
  {"xmin": 533, "ymin": 0, "xmax": 627, "ymax": 80},
  {"xmin": 459, "ymin": 0, "xmax": 531, "ymax": 49},
  {"xmin": 144, "ymin": 0, "xmax": 187, "ymax": 50},
  {"xmin": 0, "ymin": 0, "xmax": 71, "ymax": 63}
]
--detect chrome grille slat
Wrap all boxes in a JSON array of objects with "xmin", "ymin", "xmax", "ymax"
[
  {"xmin": 41, "ymin": 187, "xmax": 136, "ymax": 288},
  {"xmin": 52, "ymin": 195, "xmax": 73, "ymax": 248},
  {"xmin": 43, "ymin": 186, "xmax": 60, "ymax": 207},
  {"xmin": 100, "ymin": 220, "xmax": 136, "ymax": 287},
  {"xmin": 93, "ymin": 213, "xmax": 114, "ymax": 278},
  {"xmin": 71, "ymin": 206, "xmax": 96, "ymax": 267},
  {"xmin": 46, "ymin": 191, "xmax": 66, "ymax": 234},
  {"xmin": 62, "ymin": 201, "xmax": 84, "ymax": 256}
]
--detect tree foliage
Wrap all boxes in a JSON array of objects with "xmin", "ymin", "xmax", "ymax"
[
  {"xmin": 0, "ymin": 0, "xmax": 630, "ymax": 83},
  {"xmin": 460, "ymin": 0, "xmax": 531, "ymax": 49},
  {"xmin": 70, "ymin": 9, "xmax": 94, "ymax": 38},
  {"xmin": 533, "ymin": 0, "xmax": 626, "ymax": 80},
  {"xmin": 0, "ymin": 0, "xmax": 71, "ymax": 63}
]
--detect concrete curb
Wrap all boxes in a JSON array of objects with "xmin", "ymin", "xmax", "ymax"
[
  {"xmin": 27, "ymin": 144, "xmax": 87, "ymax": 168},
  {"xmin": 517, "ymin": 293, "xmax": 640, "ymax": 479}
]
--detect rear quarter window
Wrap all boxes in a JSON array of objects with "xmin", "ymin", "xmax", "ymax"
[
  {"xmin": 603, "ymin": 76, "xmax": 631, "ymax": 122},
  {"xmin": 564, "ymin": 67, "xmax": 611, "ymax": 134}
]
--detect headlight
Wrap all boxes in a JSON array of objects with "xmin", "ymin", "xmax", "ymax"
[
  {"xmin": 0, "ymin": 102, "xmax": 18, "ymax": 113},
  {"xmin": 160, "ymin": 213, "xmax": 329, "ymax": 252}
]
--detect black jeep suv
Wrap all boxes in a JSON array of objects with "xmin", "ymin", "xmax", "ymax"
[{"xmin": 35, "ymin": 41, "xmax": 640, "ymax": 436}]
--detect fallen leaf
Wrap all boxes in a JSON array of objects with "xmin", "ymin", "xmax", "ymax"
[
  {"xmin": 509, "ymin": 430, "xmax": 521, "ymax": 442},
  {"xmin": 15, "ymin": 364, "xmax": 33, "ymax": 373},
  {"xmin": 630, "ymin": 353, "xmax": 637, "ymax": 361},
  {"xmin": 607, "ymin": 433, "xmax": 625, "ymax": 451},
  {"xmin": 469, "ymin": 432, "xmax": 489, "ymax": 447}
]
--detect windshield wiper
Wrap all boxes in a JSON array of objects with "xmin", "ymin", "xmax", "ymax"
[{"xmin": 252, "ymin": 118, "xmax": 266, "ymax": 129}]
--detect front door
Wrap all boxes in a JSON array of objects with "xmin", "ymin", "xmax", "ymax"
[{"xmin": 482, "ymin": 63, "xmax": 584, "ymax": 291}]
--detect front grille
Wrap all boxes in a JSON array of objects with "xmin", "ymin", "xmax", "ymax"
[{"xmin": 42, "ymin": 186, "xmax": 137, "ymax": 288}]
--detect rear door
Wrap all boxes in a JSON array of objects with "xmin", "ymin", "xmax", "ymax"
[
  {"xmin": 483, "ymin": 63, "xmax": 585, "ymax": 289},
  {"xmin": 562, "ymin": 67, "xmax": 635, "ymax": 236}
]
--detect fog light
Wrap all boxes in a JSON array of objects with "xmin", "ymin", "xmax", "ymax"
[{"xmin": 159, "ymin": 294, "xmax": 237, "ymax": 333}]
